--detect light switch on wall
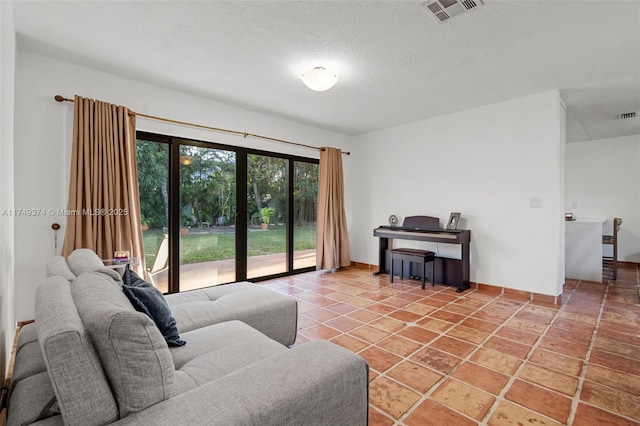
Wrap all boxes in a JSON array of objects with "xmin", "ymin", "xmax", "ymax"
[{"xmin": 529, "ymin": 197, "xmax": 543, "ymax": 208}]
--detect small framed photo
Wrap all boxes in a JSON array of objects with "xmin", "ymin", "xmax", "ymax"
[{"xmin": 446, "ymin": 212, "xmax": 461, "ymax": 230}]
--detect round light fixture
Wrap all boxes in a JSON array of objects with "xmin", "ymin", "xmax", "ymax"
[
  {"xmin": 180, "ymin": 155, "xmax": 194, "ymax": 166},
  {"xmin": 301, "ymin": 67, "xmax": 339, "ymax": 91}
]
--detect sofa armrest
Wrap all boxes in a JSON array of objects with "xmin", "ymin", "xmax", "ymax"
[{"xmin": 112, "ymin": 340, "xmax": 369, "ymax": 426}]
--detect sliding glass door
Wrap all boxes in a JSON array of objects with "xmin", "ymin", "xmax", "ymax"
[
  {"xmin": 137, "ymin": 139, "xmax": 170, "ymax": 292},
  {"xmin": 179, "ymin": 145, "xmax": 237, "ymax": 291},
  {"xmin": 293, "ymin": 161, "xmax": 318, "ymax": 269},
  {"xmin": 246, "ymin": 154, "xmax": 287, "ymax": 279},
  {"xmin": 136, "ymin": 132, "xmax": 317, "ymax": 293}
]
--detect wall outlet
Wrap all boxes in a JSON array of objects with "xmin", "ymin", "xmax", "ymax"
[{"xmin": 529, "ymin": 197, "xmax": 543, "ymax": 208}]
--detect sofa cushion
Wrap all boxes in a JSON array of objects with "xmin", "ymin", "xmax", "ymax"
[
  {"xmin": 26, "ymin": 416, "xmax": 63, "ymax": 425},
  {"xmin": 65, "ymin": 249, "xmax": 123, "ymax": 281},
  {"xmin": 36, "ymin": 276, "xmax": 119, "ymax": 426},
  {"xmin": 111, "ymin": 340, "xmax": 369, "ymax": 426},
  {"xmin": 11, "ymin": 338, "xmax": 46, "ymax": 386},
  {"xmin": 46, "ymin": 256, "xmax": 76, "ymax": 280},
  {"xmin": 66, "ymin": 248, "xmax": 105, "ymax": 275},
  {"xmin": 166, "ymin": 282, "xmax": 298, "ymax": 346},
  {"xmin": 122, "ymin": 268, "xmax": 185, "ymax": 347},
  {"xmin": 10, "ymin": 323, "xmax": 47, "ymax": 384},
  {"xmin": 170, "ymin": 320, "xmax": 287, "ymax": 395},
  {"xmin": 16, "ymin": 320, "xmax": 38, "ymax": 347},
  {"xmin": 71, "ymin": 271, "xmax": 175, "ymax": 417},
  {"xmin": 6, "ymin": 372, "xmax": 58, "ymax": 426}
]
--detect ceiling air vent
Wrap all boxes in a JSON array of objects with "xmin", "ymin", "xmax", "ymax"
[
  {"xmin": 619, "ymin": 112, "xmax": 636, "ymax": 119},
  {"xmin": 422, "ymin": 0, "xmax": 484, "ymax": 23}
]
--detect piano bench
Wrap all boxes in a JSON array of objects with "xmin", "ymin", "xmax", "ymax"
[{"xmin": 390, "ymin": 248, "xmax": 436, "ymax": 290}]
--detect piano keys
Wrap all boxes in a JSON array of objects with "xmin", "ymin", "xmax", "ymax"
[{"xmin": 373, "ymin": 225, "xmax": 471, "ymax": 292}]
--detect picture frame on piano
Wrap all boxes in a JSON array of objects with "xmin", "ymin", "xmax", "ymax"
[{"xmin": 446, "ymin": 212, "xmax": 461, "ymax": 230}]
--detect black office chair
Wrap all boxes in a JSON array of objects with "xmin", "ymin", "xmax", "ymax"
[
  {"xmin": 603, "ymin": 218, "xmax": 622, "ymax": 280},
  {"xmin": 389, "ymin": 216, "xmax": 438, "ymax": 289}
]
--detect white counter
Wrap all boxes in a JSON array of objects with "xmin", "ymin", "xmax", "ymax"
[{"xmin": 565, "ymin": 218, "xmax": 605, "ymax": 282}]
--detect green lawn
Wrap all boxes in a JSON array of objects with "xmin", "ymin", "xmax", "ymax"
[{"xmin": 142, "ymin": 225, "xmax": 316, "ymax": 266}]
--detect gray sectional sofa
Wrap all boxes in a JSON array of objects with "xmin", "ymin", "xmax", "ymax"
[{"xmin": 6, "ymin": 249, "xmax": 368, "ymax": 425}]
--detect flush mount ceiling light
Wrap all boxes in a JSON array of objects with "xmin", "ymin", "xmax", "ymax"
[{"xmin": 301, "ymin": 67, "xmax": 339, "ymax": 91}]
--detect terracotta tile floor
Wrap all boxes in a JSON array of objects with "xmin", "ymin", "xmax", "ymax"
[{"xmin": 258, "ymin": 263, "xmax": 640, "ymax": 425}]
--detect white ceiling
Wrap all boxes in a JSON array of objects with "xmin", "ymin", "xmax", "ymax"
[{"xmin": 11, "ymin": 0, "xmax": 640, "ymax": 142}]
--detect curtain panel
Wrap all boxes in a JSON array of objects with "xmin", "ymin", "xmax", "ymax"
[
  {"xmin": 62, "ymin": 95, "xmax": 144, "ymax": 270},
  {"xmin": 316, "ymin": 147, "xmax": 351, "ymax": 270}
]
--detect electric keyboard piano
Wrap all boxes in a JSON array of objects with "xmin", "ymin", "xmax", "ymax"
[{"xmin": 373, "ymin": 226, "xmax": 471, "ymax": 292}]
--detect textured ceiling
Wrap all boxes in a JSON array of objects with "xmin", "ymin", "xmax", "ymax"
[{"xmin": 11, "ymin": 0, "xmax": 640, "ymax": 142}]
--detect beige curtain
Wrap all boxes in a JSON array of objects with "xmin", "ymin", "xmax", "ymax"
[
  {"xmin": 62, "ymin": 95, "xmax": 145, "ymax": 271},
  {"xmin": 316, "ymin": 147, "xmax": 351, "ymax": 270}
]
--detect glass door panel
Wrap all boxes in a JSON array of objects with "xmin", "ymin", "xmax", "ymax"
[
  {"xmin": 179, "ymin": 145, "xmax": 236, "ymax": 291},
  {"xmin": 247, "ymin": 154, "xmax": 287, "ymax": 279},
  {"xmin": 293, "ymin": 161, "xmax": 318, "ymax": 270},
  {"xmin": 137, "ymin": 139, "xmax": 170, "ymax": 292}
]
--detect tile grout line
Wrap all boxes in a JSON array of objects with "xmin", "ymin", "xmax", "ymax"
[
  {"xmin": 475, "ymin": 294, "xmax": 570, "ymax": 426},
  {"xmin": 297, "ymin": 276, "xmax": 428, "ymax": 344},
  {"xmin": 392, "ymin": 290, "xmax": 496, "ymax": 424},
  {"xmin": 394, "ymin": 290, "xmax": 532, "ymax": 424},
  {"xmin": 566, "ymin": 275, "xmax": 640, "ymax": 425},
  {"xmin": 321, "ymin": 279, "xmax": 461, "ymax": 425},
  {"xmin": 565, "ymin": 279, "xmax": 607, "ymax": 425},
  {"xmin": 334, "ymin": 281, "xmax": 496, "ymax": 424},
  {"xmin": 352, "ymin": 281, "xmax": 563, "ymax": 425}
]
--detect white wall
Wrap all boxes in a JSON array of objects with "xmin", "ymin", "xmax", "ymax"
[
  {"xmin": 565, "ymin": 134, "xmax": 640, "ymax": 262},
  {"xmin": 12, "ymin": 51, "xmax": 576, "ymax": 321},
  {"xmin": 348, "ymin": 91, "xmax": 566, "ymax": 297},
  {"xmin": 0, "ymin": 1, "xmax": 16, "ymax": 375},
  {"xmin": 13, "ymin": 51, "xmax": 353, "ymax": 321}
]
